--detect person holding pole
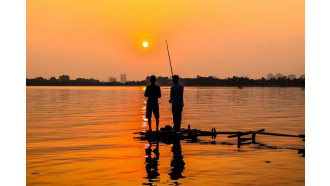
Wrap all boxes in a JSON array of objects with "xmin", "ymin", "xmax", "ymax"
[
  {"xmin": 169, "ymin": 75, "xmax": 184, "ymax": 131},
  {"xmin": 165, "ymin": 40, "xmax": 184, "ymax": 131}
]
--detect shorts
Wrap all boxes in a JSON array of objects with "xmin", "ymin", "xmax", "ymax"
[{"xmin": 146, "ymin": 101, "xmax": 159, "ymax": 119}]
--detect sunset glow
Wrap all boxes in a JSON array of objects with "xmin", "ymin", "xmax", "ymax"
[{"xmin": 27, "ymin": 0, "xmax": 304, "ymax": 81}]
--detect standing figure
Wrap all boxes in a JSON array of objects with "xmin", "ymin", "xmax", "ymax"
[
  {"xmin": 144, "ymin": 75, "xmax": 161, "ymax": 132},
  {"xmin": 169, "ymin": 75, "xmax": 184, "ymax": 131}
]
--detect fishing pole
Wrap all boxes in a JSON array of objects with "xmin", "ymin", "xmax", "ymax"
[{"xmin": 165, "ymin": 40, "xmax": 174, "ymax": 77}]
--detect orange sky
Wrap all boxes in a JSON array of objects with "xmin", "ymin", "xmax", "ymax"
[{"xmin": 27, "ymin": 0, "xmax": 304, "ymax": 81}]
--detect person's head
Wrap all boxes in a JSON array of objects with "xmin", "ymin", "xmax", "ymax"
[
  {"xmin": 149, "ymin": 75, "xmax": 156, "ymax": 84},
  {"xmin": 172, "ymin": 75, "xmax": 179, "ymax": 84}
]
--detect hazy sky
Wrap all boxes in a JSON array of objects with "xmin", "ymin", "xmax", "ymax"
[{"xmin": 27, "ymin": 0, "xmax": 304, "ymax": 81}]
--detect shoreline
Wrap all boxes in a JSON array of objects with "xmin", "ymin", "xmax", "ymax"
[{"xmin": 26, "ymin": 85, "xmax": 305, "ymax": 87}]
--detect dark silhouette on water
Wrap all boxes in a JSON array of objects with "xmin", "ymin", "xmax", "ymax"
[
  {"xmin": 144, "ymin": 141, "xmax": 160, "ymax": 182},
  {"xmin": 144, "ymin": 75, "xmax": 161, "ymax": 132},
  {"xmin": 136, "ymin": 126, "xmax": 305, "ymax": 157},
  {"xmin": 169, "ymin": 75, "xmax": 184, "ymax": 131},
  {"xmin": 138, "ymin": 126, "xmax": 304, "ymax": 184},
  {"xmin": 143, "ymin": 139, "xmax": 185, "ymax": 185},
  {"xmin": 169, "ymin": 139, "xmax": 185, "ymax": 180}
]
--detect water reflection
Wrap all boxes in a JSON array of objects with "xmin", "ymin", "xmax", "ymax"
[
  {"xmin": 143, "ymin": 139, "xmax": 186, "ymax": 185},
  {"xmin": 27, "ymin": 87, "xmax": 305, "ymax": 185},
  {"xmin": 169, "ymin": 140, "xmax": 185, "ymax": 180},
  {"xmin": 144, "ymin": 141, "xmax": 160, "ymax": 182}
]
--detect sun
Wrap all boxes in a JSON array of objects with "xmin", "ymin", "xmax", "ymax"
[{"xmin": 142, "ymin": 41, "xmax": 149, "ymax": 48}]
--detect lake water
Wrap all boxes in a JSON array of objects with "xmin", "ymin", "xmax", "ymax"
[{"xmin": 27, "ymin": 86, "xmax": 305, "ymax": 185}]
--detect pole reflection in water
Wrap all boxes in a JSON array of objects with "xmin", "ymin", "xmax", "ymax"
[{"xmin": 145, "ymin": 141, "xmax": 160, "ymax": 183}]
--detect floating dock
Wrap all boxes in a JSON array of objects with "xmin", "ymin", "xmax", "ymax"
[{"xmin": 134, "ymin": 125, "xmax": 305, "ymax": 156}]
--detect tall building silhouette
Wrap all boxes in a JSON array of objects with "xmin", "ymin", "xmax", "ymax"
[{"xmin": 120, "ymin": 74, "xmax": 127, "ymax": 83}]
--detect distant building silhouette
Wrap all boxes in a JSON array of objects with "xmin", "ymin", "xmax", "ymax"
[
  {"xmin": 109, "ymin": 77, "xmax": 117, "ymax": 82},
  {"xmin": 288, "ymin": 74, "xmax": 296, "ymax": 80},
  {"xmin": 120, "ymin": 74, "xmax": 127, "ymax": 83},
  {"xmin": 59, "ymin": 75, "xmax": 70, "ymax": 81},
  {"xmin": 49, "ymin": 77, "xmax": 56, "ymax": 81},
  {"xmin": 267, "ymin": 73, "xmax": 275, "ymax": 80},
  {"xmin": 274, "ymin": 73, "xmax": 284, "ymax": 79},
  {"xmin": 300, "ymin": 74, "xmax": 305, "ymax": 79}
]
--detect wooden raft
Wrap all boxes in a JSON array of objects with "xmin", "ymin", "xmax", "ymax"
[{"xmin": 135, "ymin": 125, "xmax": 305, "ymax": 149}]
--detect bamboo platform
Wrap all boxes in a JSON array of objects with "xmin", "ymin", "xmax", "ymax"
[{"xmin": 134, "ymin": 124, "xmax": 305, "ymax": 156}]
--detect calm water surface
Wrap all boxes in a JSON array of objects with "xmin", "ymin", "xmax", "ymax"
[{"xmin": 27, "ymin": 86, "xmax": 305, "ymax": 185}]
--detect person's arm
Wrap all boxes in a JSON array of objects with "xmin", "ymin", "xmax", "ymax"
[
  {"xmin": 144, "ymin": 86, "xmax": 149, "ymax": 97},
  {"xmin": 157, "ymin": 86, "xmax": 161, "ymax": 98}
]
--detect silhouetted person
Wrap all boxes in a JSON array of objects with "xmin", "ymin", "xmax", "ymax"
[
  {"xmin": 169, "ymin": 140, "xmax": 185, "ymax": 180},
  {"xmin": 145, "ymin": 141, "xmax": 160, "ymax": 182},
  {"xmin": 144, "ymin": 75, "xmax": 161, "ymax": 132},
  {"xmin": 169, "ymin": 75, "xmax": 184, "ymax": 131}
]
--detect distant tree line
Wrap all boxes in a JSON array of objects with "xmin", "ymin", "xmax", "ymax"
[
  {"xmin": 26, "ymin": 75, "xmax": 147, "ymax": 86},
  {"xmin": 150, "ymin": 76, "xmax": 304, "ymax": 87},
  {"xmin": 27, "ymin": 75, "xmax": 304, "ymax": 87}
]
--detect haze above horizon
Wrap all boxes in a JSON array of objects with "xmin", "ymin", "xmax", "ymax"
[{"xmin": 27, "ymin": 0, "xmax": 304, "ymax": 81}]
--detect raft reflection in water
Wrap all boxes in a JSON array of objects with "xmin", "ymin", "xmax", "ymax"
[{"xmin": 144, "ymin": 140, "xmax": 185, "ymax": 183}]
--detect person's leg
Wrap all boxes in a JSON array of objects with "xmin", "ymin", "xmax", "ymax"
[
  {"xmin": 153, "ymin": 103, "xmax": 160, "ymax": 132},
  {"xmin": 177, "ymin": 106, "xmax": 183, "ymax": 130},
  {"xmin": 176, "ymin": 108, "xmax": 180, "ymax": 131},
  {"xmin": 148, "ymin": 117, "xmax": 152, "ymax": 132},
  {"xmin": 146, "ymin": 102, "xmax": 152, "ymax": 132},
  {"xmin": 173, "ymin": 106, "xmax": 180, "ymax": 131},
  {"xmin": 172, "ymin": 105, "xmax": 176, "ymax": 129},
  {"xmin": 156, "ymin": 118, "xmax": 159, "ymax": 132}
]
